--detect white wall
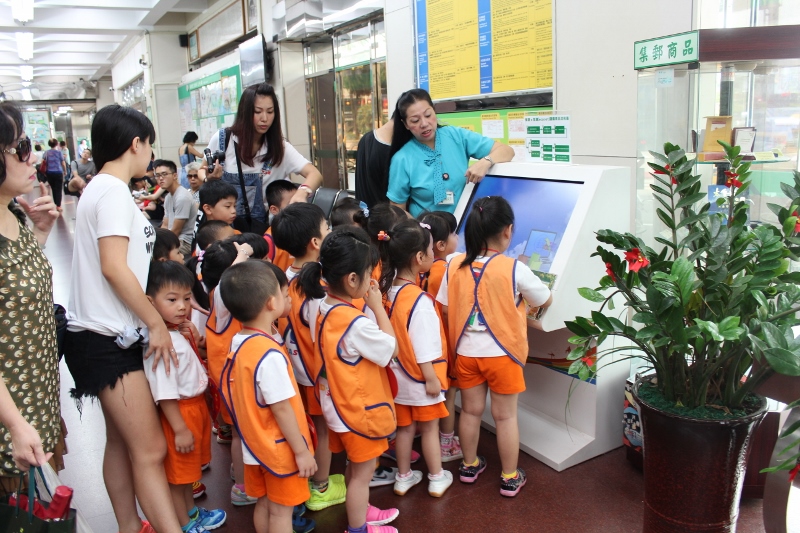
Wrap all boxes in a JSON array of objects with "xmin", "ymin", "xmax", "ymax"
[
  {"xmin": 111, "ymin": 37, "xmax": 148, "ymax": 91},
  {"xmin": 95, "ymin": 78, "xmax": 115, "ymax": 110},
  {"xmin": 384, "ymin": 0, "xmax": 416, "ymax": 109},
  {"xmin": 147, "ymin": 32, "xmax": 190, "ymax": 161}
]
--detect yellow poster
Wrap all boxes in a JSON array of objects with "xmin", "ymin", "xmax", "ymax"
[
  {"xmin": 426, "ymin": 0, "xmax": 479, "ymax": 99},
  {"xmin": 491, "ymin": 0, "xmax": 552, "ymax": 92}
]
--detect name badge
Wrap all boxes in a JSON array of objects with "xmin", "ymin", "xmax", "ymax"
[{"xmin": 438, "ymin": 191, "xmax": 455, "ymax": 206}]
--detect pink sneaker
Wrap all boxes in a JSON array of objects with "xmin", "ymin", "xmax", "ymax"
[
  {"xmin": 368, "ymin": 526, "xmax": 398, "ymax": 533},
  {"xmin": 365, "ymin": 504, "xmax": 399, "ymax": 526},
  {"xmin": 441, "ymin": 436, "xmax": 463, "ymax": 463}
]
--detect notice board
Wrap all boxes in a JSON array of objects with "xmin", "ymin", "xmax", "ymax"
[
  {"xmin": 416, "ymin": 0, "xmax": 553, "ymax": 100},
  {"xmin": 177, "ymin": 66, "xmax": 241, "ymax": 143}
]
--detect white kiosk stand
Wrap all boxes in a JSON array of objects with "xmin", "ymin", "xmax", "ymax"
[{"xmin": 453, "ymin": 162, "xmax": 631, "ymax": 472}]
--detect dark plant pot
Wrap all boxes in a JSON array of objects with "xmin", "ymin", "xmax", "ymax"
[{"xmin": 633, "ymin": 379, "xmax": 767, "ymax": 533}]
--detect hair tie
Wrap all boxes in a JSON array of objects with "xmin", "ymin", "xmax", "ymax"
[
  {"xmin": 377, "ymin": 231, "xmax": 390, "ymax": 242},
  {"xmin": 419, "ymin": 222, "xmax": 431, "ymax": 230},
  {"xmin": 478, "ymin": 206, "xmax": 483, "ymax": 212},
  {"xmin": 359, "ymin": 201, "xmax": 369, "ymax": 218},
  {"xmin": 197, "ymin": 250, "xmax": 204, "ymax": 263}
]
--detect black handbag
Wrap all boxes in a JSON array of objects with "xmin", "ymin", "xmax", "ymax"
[
  {"xmin": 231, "ymin": 140, "xmax": 269, "ymax": 235},
  {"xmin": 54, "ymin": 304, "xmax": 68, "ymax": 361},
  {"xmin": 0, "ymin": 468, "xmax": 76, "ymax": 533}
]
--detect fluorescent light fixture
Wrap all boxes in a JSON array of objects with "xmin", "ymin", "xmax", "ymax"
[
  {"xmin": 57, "ymin": 106, "xmax": 73, "ymax": 113},
  {"xmin": 21, "ymin": 89, "xmax": 32, "ymax": 101},
  {"xmin": 11, "ymin": 0, "xmax": 34, "ymax": 22},
  {"xmin": 20, "ymin": 65, "xmax": 34, "ymax": 81},
  {"xmin": 16, "ymin": 32, "xmax": 33, "ymax": 60}
]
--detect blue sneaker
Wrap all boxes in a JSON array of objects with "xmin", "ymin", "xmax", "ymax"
[
  {"xmin": 181, "ymin": 519, "xmax": 207, "ymax": 533},
  {"xmin": 292, "ymin": 513, "xmax": 315, "ymax": 533},
  {"xmin": 195, "ymin": 507, "xmax": 227, "ymax": 530},
  {"xmin": 293, "ymin": 503, "xmax": 306, "ymax": 517}
]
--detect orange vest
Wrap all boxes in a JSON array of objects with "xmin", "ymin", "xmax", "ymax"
[
  {"xmin": 371, "ymin": 262, "xmax": 381, "ymax": 281},
  {"xmin": 265, "ymin": 228, "xmax": 293, "ymax": 272},
  {"xmin": 420, "ymin": 259, "xmax": 447, "ymax": 304},
  {"xmin": 282, "ymin": 278, "xmax": 319, "ymax": 385},
  {"xmin": 446, "ymin": 253, "xmax": 528, "ymax": 366},
  {"xmin": 385, "ymin": 283, "xmax": 448, "ymax": 391},
  {"xmin": 206, "ymin": 287, "xmax": 243, "ymax": 386},
  {"xmin": 316, "ymin": 303, "xmax": 396, "ymax": 439},
  {"xmin": 220, "ymin": 333, "xmax": 312, "ymax": 476}
]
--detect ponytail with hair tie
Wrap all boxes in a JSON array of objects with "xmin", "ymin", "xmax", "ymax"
[{"xmin": 377, "ymin": 231, "xmax": 391, "ymax": 242}]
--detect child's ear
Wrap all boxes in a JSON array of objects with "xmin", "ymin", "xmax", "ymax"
[
  {"xmin": 269, "ymin": 205, "xmax": 280, "ymax": 216},
  {"xmin": 146, "ymin": 295, "xmax": 155, "ymax": 305},
  {"xmin": 265, "ymin": 294, "xmax": 278, "ymax": 312},
  {"xmin": 158, "ymin": 257, "xmax": 167, "ymax": 262},
  {"xmin": 435, "ymin": 240, "xmax": 446, "ymax": 252},
  {"xmin": 504, "ymin": 224, "xmax": 513, "ymax": 240},
  {"xmin": 202, "ymin": 204, "xmax": 212, "ymax": 216}
]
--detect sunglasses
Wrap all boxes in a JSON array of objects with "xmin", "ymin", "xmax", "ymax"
[
  {"xmin": 187, "ymin": 173, "xmax": 200, "ymax": 179},
  {"xmin": 2, "ymin": 138, "xmax": 32, "ymax": 163}
]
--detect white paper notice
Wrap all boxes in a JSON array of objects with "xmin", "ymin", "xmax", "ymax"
[
  {"xmin": 482, "ymin": 119, "xmax": 504, "ymax": 139},
  {"xmin": 508, "ymin": 118, "xmax": 527, "ymax": 139},
  {"xmin": 655, "ymin": 68, "xmax": 674, "ymax": 88}
]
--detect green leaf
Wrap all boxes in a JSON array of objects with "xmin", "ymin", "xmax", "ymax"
[
  {"xmin": 657, "ymin": 208, "xmax": 676, "ymax": 230},
  {"xmin": 767, "ymin": 202, "xmax": 786, "ymax": 219},
  {"xmin": 608, "ymin": 298, "xmax": 615, "ymax": 311},
  {"xmin": 667, "ymin": 149, "xmax": 686, "ymax": 166},
  {"xmin": 635, "ymin": 325, "xmax": 662, "ymax": 340},
  {"xmin": 675, "ymin": 193, "xmax": 708, "ymax": 209},
  {"xmin": 783, "ymin": 216, "xmax": 798, "ymax": 236},
  {"xmin": 632, "ymin": 312, "xmax": 656, "ymax": 325},
  {"xmin": 674, "ymin": 159, "xmax": 695, "ymax": 175},
  {"xmin": 578, "ymin": 287, "xmax": 606, "ymax": 303},
  {"xmin": 567, "ymin": 345, "xmax": 587, "ymax": 361},
  {"xmin": 578, "ymin": 365, "xmax": 591, "ymax": 382},
  {"xmin": 650, "ymin": 184, "xmax": 672, "ymax": 197},
  {"xmin": 591, "ymin": 311, "xmax": 614, "ymax": 333},
  {"xmin": 567, "ymin": 336, "xmax": 587, "ymax": 345},
  {"xmin": 762, "ymin": 322, "xmax": 789, "ymax": 350},
  {"xmin": 648, "ymin": 151, "xmax": 669, "ymax": 164},
  {"xmin": 671, "ymin": 256, "xmax": 696, "ymax": 304},
  {"xmin": 763, "ymin": 347, "xmax": 800, "ymax": 376},
  {"xmin": 717, "ymin": 316, "xmax": 745, "ymax": 341},
  {"xmin": 781, "ymin": 182, "xmax": 800, "ymax": 201},
  {"xmin": 694, "ymin": 319, "xmax": 724, "ymax": 342},
  {"xmin": 567, "ymin": 358, "xmax": 583, "ymax": 375},
  {"xmin": 565, "ymin": 320, "xmax": 590, "ymax": 337}
]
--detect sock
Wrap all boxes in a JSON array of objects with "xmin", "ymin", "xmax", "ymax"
[
  {"xmin": 428, "ymin": 470, "xmax": 445, "ymax": 480},
  {"xmin": 348, "ymin": 524, "xmax": 368, "ymax": 533},
  {"xmin": 235, "ymin": 483, "xmax": 246, "ymax": 492},
  {"xmin": 396, "ymin": 470, "xmax": 413, "ymax": 480},
  {"xmin": 188, "ymin": 506, "xmax": 199, "ymax": 520},
  {"xmin": 440, "ymin": 431, "xmax": 453, "ymax": 445},
  {"xmin": 501, "ymin": 470, "xmax": 519, "ymax": 480},
  {"xmin": 312, "ymin": 479, "xmax": 329, "ymax": 492},
  {"xmin": 463, "ymin": 458, "xmax": 479, "ymax": 467}
]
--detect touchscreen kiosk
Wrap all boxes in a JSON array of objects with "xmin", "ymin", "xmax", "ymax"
[{"xmin": 452, "ymin": 162, "xmax": 631, "ymax": 471}]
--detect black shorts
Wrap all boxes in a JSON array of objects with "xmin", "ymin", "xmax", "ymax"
[{"xmin": 63, "ymin": 329, "xmax": 144, "ymax": 401}]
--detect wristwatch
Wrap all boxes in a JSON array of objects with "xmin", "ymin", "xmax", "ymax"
[{"xmin": 483, "ymin": 155, "xmax": 494, "ymax": 165}]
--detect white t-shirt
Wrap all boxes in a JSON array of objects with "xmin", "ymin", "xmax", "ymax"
[
  {"xmin": 387, "ymin": 285, "xmax": 445, "ymax": 406},
  {"xmin": 284, "ymin": 268, "xmax": 322, "ymax": 387},
  {"xmin": 317, "ymin": 299, "xmax": 396, "ymax": 433},
  {"xmin": 436, "ymin": 254, "xmax": 551, "ymax": 357},
  {"xmin": 144, "ymin": 330, "xmax": 208, "ymax": 401},
  {"xmin": 68, "ymin": 174, "xmax": 156, "ymax": 336},
  {"xmin": 206, "ymin": 130, "xmax": 309, "ymax": 207},
  {"xmin": 209, "ymin": 286, "xmax": 232, "ymax": 334},
  {"xmin": 163, "ymin": 186, "xmax": 198, "ymax": 244},
  {"xmin": 230, "ymin": 332, "xmax": 296, "ymax": 466}
]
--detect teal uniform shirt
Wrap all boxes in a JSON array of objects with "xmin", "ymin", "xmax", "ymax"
[{"xmin": 387, "ymin": 126, "xmax": 494, "ymax": 217}]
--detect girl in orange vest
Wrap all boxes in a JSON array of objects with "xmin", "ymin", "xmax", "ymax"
[
  {"xmin": 297, "ymin": 227, "xmax": 401, "ymax": 533},
  {"xmin": 437, "ymin": 196, "xmax": 552, "ymax": 497},
  {"xmin": 354, "ymin": 202, "xmax": 407, "ymax": 281},
  {"xmin": 377, "ymin": 220, "xmax": 452, "ymax": 498},
  {"xmin": 417, "ymin": 211, "xmax": 462, "ymax": 463}
]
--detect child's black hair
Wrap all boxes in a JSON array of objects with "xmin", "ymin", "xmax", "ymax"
[
  {"xmin": 298, "ymin": 227, "xmax": 378, "ymax": 300},
  {"xmin": 378, "ymin": 219, "xmax": 432, "ymax": 294},
  {"xmin": 271, "ymin": 203, "xmax": 326, "ymax": 257},
  {"xmin": 146, "ymin": 260, "xmax": 195, "ymax": 297},
  {"xmin": 263, "ymin": 260, "xmax": 288, "ymax": 288},
  {"xmin": 196, "ymin": 220, "xmax": 232, "ymax": 251},
  {"xmin": 353, "ymin": 202, "xmax": 407, "ymax": 263},
  {"xmin": 418, "ymin": 211, "xmax": 455, "ymax": 247},
  {"xmin": 199, "ymin": 179, "xmax": 238, "ymax": 210},
  {"xmin": 220, "ymin": 261, "xmax": 280, "ymax": 323},
  {"xmin": 265, "ymin": 180, "xmax": 299, "ymax": 209},
  {"xmin": 228, "ymin": 232, "xmax": 268, "ymax": 260},
  {"xmin": 153, "ymin": 228, "xmax": 181, "ymax": 261},
  {"xmin": 460, "ymin": 196, "xmax": 514, "ymax": 268},
  {"xmin": 330, "ymin": 197, "xmax": 361, "ymax": 228},
  {"xmin": 198, "ymin": 240, "xmax": 238, "ymax": 307}
]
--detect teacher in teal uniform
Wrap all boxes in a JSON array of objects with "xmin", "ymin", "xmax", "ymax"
[{"xmin": 387, "ymin": 88, "xmax": 514, "ymax": 217}]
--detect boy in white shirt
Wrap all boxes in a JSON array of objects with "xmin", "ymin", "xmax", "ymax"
[{"xmin": 144, "ymin": 261, "xmax": 226, "ymax": 533}]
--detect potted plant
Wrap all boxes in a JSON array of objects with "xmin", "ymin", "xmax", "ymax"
[{"xmin": 566, "ymin": 141, "xmax": 800, "ymax": 533}]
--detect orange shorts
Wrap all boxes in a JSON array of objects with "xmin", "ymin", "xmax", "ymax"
[
  {"xmin": 395, "ymin": 402, "xmax": 449, "ymax": 427},
  {"xmin": 160, "ymin": 395, "xmax": 212, "ymax": 485},
  {"xmin": 328, "ymin": 431, "xmax": 388, "ymax": 464},
  {"xmin": 455, "ymin": 355, "xmax": 526, "ymax": 395},
  {"xmin": 301, "ymin": 385, "xmax": 322, "ymax": 416},
  {"xmin": 244, "ymin": 464, "xmax": 310, "ymax": 507}
]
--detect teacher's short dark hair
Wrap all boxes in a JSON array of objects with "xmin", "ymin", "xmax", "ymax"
[{"xmin": 91, "ymin": 105, "xmax": 156, "ymax": 171}]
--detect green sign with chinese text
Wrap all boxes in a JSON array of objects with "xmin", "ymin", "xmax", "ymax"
[{"xmin": 634, "ymin": 31, "xmax": 698, "ymax": 70}]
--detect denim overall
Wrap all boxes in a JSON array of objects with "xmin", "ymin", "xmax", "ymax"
[{"xmin": 219, "ymin": 128, "xmax": 270, "ymax": 223}]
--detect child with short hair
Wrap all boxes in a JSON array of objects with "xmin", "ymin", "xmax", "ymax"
[
  {"xmin": 195, "ymin": 180, "xmax": 238, "ymax": 239},
  {"xmin": 271, "ymin": 204, "xmax": 348, "ymax": 512},
  {"xmin": 330, "ymin": 197, "xmax": 361, "ymax": 228},
  {"xmin": 144, "ymin": 261, "xmax": 227, "ymax": 532},
  {"xmin": 154, "ymin": 228, "xmax": 184, "ymax": 263},
  {"xmin": 418, "ymin": 211, "xmax": 461, "ymax": 461},
  {"xmin": 297, "ymin": 227, "xmax": 400, "ymax": 533},
  {"xmin": 264, "ymin": 180, "xmax": 299, "ymax": 271},
  {"xmin": 219, "ymin": 261, "xmax": 317, "ymax": 533},
  {"xmin": 437, "ymin": 196, "xmax": 552, "ymax": 497},
  {"xmin": 377, "ymin": 220, "xmax": 452, "ymax": 498}
]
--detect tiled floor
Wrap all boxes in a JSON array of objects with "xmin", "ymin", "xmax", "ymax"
[{"xmin": 48, "ymin": 193, "xmax": 770, "ymax": 533}]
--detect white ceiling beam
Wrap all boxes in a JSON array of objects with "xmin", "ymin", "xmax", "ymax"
[
  {"xmin": 0, "ymin": 7, "xmax": 149, "ymax": 32},
  {"xmin": 0, "ymin": 51, "xmax": 114, "ymax": 65},
  {"xmin": 35, "ymin": 42, "xmax": 119, "ymax": 54},
  {"xmin": 171, "ymin": 0, "xmax": 209, "ymax": 13},
  {"xmin": 35, "ymin": 0, "xmax": 158, "ymax": 10},
  {"xmin": 139, "ymin": 0, "xmax": 181, "ymax": 26}
]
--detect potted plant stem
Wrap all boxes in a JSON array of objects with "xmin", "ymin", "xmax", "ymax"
[{"xmin": 565, "ymin": 141, "xmax": 800, "ymax": 532}]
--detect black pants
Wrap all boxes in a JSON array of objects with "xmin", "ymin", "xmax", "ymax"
[{"xmin": 45, "ymin": 172, "xmax": 63, "ymax": 207}]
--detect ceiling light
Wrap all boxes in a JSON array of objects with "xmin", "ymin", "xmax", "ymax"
[
  {"xmin": 16, "ymin": 32, "xmax": 33, "ymax": 60},
  {"xmin": 11, "ymin": 0, "xmax": 34, "ymax": 23},
  {"xmin": 57, "ymin": 106, "xmax": 73, "ymax": 113},
  {"xmin": 20, "ymin": 65, "xmax": 33, "ymax": 81},
  {"xmin": 21, "ymin": 88, "xmax": 32, "ymax": 101}
]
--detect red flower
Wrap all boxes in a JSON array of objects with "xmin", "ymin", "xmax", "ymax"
[
  {"xmin": 793, "ymin": 212, "xmax": 800, "ymax": 234},
  {"xmin": 653, "ymin": 164, "xmax": 671, "ymax": 175},
  {"xmin": 724, "ymin": 170, "xmax": 742, "ymax": 188},
  {"xmin": 581, "ymin": 356, "xmax": 594, "ymax": 366},
  {"xmin": 605, "ymin": 262, "xmax": 616, "ymax": 282},
  {"xmin": 671, "ymin": 176, "xmax": 678, "ymax": 185},
  {"xmin": 624, "ymin": 248, "xmax": 649, "ymax": 272},
  {"xmin": 789, "ymin": 462, "xmax": 800, "ymax": 483}
]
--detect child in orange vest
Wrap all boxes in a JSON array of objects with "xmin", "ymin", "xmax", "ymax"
[
  {"xmin": 417, "ymin": 211, "xmax": 462, "ymax": 463},
  {"xmin": 377, "ymin": 220, "xmax": 452, "ymax": 498},
  {"xmin": 143, "ymin": 261, "xmax": 227, "ymax": 532},
  {"xmin": 218, "ymin": 260, "xmax": 317, "ymax": 533},
  {"xmin": 272, "ymin": 203, "xmax": 353, "ymax": 512},
  {"xmin": 264, "ymin": 180, "xmax": 299, "ymax": 271},
  {"xmin": 437, "ymin": 196, "xmax": 553, "ymax": 497},
  {"xmin": 297, "ymin": 227, "xmax": 401, "ymax": 533}
]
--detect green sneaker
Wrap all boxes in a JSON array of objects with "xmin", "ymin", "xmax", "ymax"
[{"xmin": 305, "ymin": 474, "xmax": 346, "ymax": 511}]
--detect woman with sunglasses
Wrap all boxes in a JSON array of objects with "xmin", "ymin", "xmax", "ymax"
[
  {"xmin": 185, "ymin": 160, "xmax": 204, "ymax": 205},
  {"xmin": 0, "ymin": 102, "xmax": 62, "ymax": 492}
]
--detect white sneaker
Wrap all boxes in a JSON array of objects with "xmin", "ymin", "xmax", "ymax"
[
  {"xmin": 428, "ymin": 470, "xmax": 453, "ymax": 497},
  {"xmin": 370, "ymin": 465, "xmax": 398, "ymax": 487},
  {"xmin": 230, "ymin": 484, "xmax": 258, "ymax": 506},
  {"xmin": 393, "ymin": 470, "xmax": 423, "ymax": 496}
]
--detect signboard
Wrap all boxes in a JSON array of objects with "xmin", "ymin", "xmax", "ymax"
[
  {"xmin": 416, "ymin": 0, "xmax": 553, "ymax": 100},
  {"xmin": 525, "ymin": 114, "xmax": 571, "ymax": 163},
  {"xmin": 177, "ymin": 66, "xmax": 241, "ymax": 142},
  {"xmin": 634, "ymin": 31, "xmax": 698, "ymax": 70}
]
